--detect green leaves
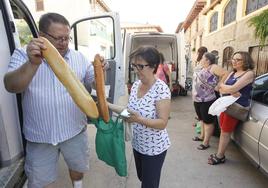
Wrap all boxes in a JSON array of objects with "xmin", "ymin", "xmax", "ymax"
[{"xmin": 248, "ymin": 9, "xmax": 268, "ymax": 47}]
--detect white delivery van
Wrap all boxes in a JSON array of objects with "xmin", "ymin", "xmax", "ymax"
[
  {"xmin": 0, "ymin": 0, "xmax": 124, "ymax": 186},
  {"xmin": 123, "ymin": 32, "xmax": 188, "ymax": 96}
]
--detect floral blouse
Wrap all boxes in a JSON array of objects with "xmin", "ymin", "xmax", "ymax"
[
  {"xmin": 127, "ymin": 79, "xmax": 171, "ymax": 156},
  {"xmin": 192, "ymin": 66, "xmax": 218, "ymax": 102}
]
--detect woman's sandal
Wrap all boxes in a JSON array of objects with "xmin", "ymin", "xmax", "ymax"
[
  {"xmin": 197, "ymin": 144, "xmax": 210, "ymax": 150},
  {"xmin": 208, "ymin": 154, "xmax": 225, "ymax": 165},
  {"xmin": 192, "ymin": 136, "xmax": 203, "ymax": 141}
]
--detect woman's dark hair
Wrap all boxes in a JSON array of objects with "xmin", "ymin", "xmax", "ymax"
[
  {"xmin": 159, "ymin": 53, "xmax": 165, "ymax": 64},
  {"xmin": 232, "ymin": 51, "xmax": 255, "ymax": 71},
  {"xmin": 196, "ymin": 46, "xmax": 208, "ymax": 62},
  {"xmin": 203, "ymin": 52, "xmax": 216, "ymax": 65},
  {"xmin": 39, "ymin": 13, "xmax": 70, "ymax": 33},
  {"xmin": 129, "ymin": 46, "xmax": 160, "ymax": 73}
]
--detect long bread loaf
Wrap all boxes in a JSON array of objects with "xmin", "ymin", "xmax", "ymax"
[
  {"xmin": 41, "ymin": 37, "xmax": 99, "ymax": 119},
  {"xmin": 93, "ymin": 54, "xmax": 110, "ymax": 123}
]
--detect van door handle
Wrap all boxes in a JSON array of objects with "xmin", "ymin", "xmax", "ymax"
[
  {"xmin": 249, "ymin": 116, "xmax": 258, "ymax": 122},
  {"xmin": 10, "ymin": 21, "xmax": 16, "ymax": 33}
]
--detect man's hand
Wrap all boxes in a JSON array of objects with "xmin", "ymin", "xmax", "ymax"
[
  {"xmin": 4, "ymin": 37, "xmax": 46, "ymax": 93},
  {"xmin": 26, "ymin": 37, "xmax": 47, "ymax": 66},
  {"xmin": 99, "ymin": 56, "xmax": 109, "ymax": 71}
]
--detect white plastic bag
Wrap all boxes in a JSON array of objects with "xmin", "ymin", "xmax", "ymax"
[
  {"xmin": 123, "ymin": 121, "xmax": 132, "ymax": 142},
  {"xmin": 209, "ymin": 96, "xmax": 240, "ymax": 116}
]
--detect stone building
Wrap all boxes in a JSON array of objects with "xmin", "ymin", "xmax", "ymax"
[
  {"xmin": 22, "ymin": 0, "xmax": 110, "ymax": 24},
  {"xmin": 203, "ymin": 0, "xmax": 268, "ymax": 76},
  {"xmin": 121, "ymin": 23, "xmax": 163, "ymax": 34},
  {"xmin": 179, "ymin": 0, "xmax": 268, "ymax": 77},
  {"xmin": 176, "ymin": 0, "xmax": 207, "ymax": 76}
]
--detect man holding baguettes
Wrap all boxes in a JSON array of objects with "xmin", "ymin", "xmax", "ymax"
[{"xmin": 4, "ymin": 13, "xmax": 105, "ymax": 188}]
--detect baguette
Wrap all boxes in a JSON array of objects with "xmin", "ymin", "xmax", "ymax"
[
  {"xmin": 93, "ymin": 54, "xmax": 110, "ymax": 123},
  {"xmin": 40, "ymin": 37, "xmax": 99, "ymax": 119}
]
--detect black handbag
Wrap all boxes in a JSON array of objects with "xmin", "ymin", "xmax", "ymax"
[{"xmin": 225, "ymin": 102, "xmax": 250, "ymax": 121}]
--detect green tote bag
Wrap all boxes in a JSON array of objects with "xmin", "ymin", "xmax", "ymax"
[{"xmin": 92, "ymin": 117, "xmax": 127, "ymax": 177}]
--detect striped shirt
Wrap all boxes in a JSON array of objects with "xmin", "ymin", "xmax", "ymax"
[{"xmin": 8, "ymin": 47, "xmax": 94, "ymax": 144}]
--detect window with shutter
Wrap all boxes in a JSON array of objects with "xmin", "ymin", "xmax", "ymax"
[
  {"xmin": 246, "ymin": 0, "xmax": 268, "ymax": 15},
  {"xmin": 35, "ymin": 0, "xmax": 44, "ymax": 12},
  {"xmin": 222, "ymin": 47, "xmax": 234, "ymax": 70},
  {"xmin": 223, "ymin": 0, "xmax": 237, "ymax": 26},
  {"xmin": 210, "ymin": 12, "xmax": 218, "ymax": 32}
]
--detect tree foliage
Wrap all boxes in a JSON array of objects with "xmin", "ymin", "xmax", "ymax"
[
  {"xmin": 16, "ymin": 20, "xmax": 33, "ymax": 46},
  {"xmin": 248, "ymin": 9, "xmax": 268, "ymax": 47}
]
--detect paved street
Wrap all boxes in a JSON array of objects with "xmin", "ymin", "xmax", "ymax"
[{"xmin": 53, "ymin": 95, "xmax": 268, "ymax": 187}]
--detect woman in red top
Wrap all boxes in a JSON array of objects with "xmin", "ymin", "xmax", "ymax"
[{"xmin": 156, "ymin": 53, "xmax": 172, "ymax": 90}]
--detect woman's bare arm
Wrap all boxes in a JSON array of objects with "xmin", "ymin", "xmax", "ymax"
[
  {"xmin": 107, "ymin": 102, "xmax": 126, "ymax": 114},
  {"xmin": 219, "ymin": 71, "xmax": 254, "ymax": 94},
  {"xmin": 126, "ymin": 99, "xmax": 170, "ymax": 130},
  {"xmin": 211, "ymin": 64, "xmax": 229, "ymax": 84}
]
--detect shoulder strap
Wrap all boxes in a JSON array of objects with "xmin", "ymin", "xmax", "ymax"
[
  {"xmin": 224, "ymin": 71, "xmax": 235, "ymax": 83},
  {"xmin": 196, "ymin": 72, "xmax": 215, "ymax": 89},
  {"xmin": 236, "ymin": 70, "xmax": 250, "ymax": 79}
]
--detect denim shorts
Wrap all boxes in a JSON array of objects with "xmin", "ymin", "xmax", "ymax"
[{"xmin": 25, "ymin": 128, "xmax": 89, "ymax": 188}]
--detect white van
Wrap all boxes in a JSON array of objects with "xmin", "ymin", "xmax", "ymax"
[
  {"xmin": 123, "ymin": 31, "xmax": 188, "ymax": 96},
  {"xmin": 0, "ymin": 0, "xmax": 124, "ymax": 186}
]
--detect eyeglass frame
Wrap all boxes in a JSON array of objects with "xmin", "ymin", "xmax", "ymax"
[
  {"xmin": 42, "ymin": 31, "xmax": 72, "ymax": 43},
  {"xmin": 131, "ymin": 63, "xmax": 150, "ymax": 71},
  {"xmin": 232, "ymin": 58, "xmax": 243, "ymax": 62}
]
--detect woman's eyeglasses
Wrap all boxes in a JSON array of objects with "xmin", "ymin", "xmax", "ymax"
[
  {"xmin": 232, "ymin": 58, "xmax": 243, "ymax": 62},
  {"xmin": 131, "ymin": 64, "xmax": 149, "ymax": 71},
  {"xmin": 43, "ymin": 32, "xmax": 72, "ymax": 43}
]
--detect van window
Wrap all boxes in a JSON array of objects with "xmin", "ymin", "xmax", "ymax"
[
  {"xmin": 10, "ymin": 0, "xmax": 38, "ymax": 48},
  {"xmin": 14, "ymin": 18, "xmax": 33, "ymax": 47},
  {"xmin": 71, "ymin": 17, "xmax": 114, "ymax": 61},
  {"xmin": 252, "ymin": 74, "xmax": 268, "ymax": 105}
]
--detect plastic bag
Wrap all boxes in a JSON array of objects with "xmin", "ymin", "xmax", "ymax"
[
  {"xmin": 195, "ymin": 121, "xmax": 201, "ymax": 134},
  {"xmin": 92, "ymin": 117, "xmax": 127, "ymax": 176},
  {"xmin": 208, "ymin": 96, "xmax": 239, "ymax": 116},
  {"xmin": 124, "ymin": 121, "xmax": 132, "ymax": 142}
]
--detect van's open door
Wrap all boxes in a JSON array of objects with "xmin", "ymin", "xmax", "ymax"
[
  {"xmin": 176, "ymin": 32, "xmax": 187, "ymax": 89},
  {"xmin": 0, "ymin": 0, "xmax": 38, "ymax": 186},
  {"xmin": 0, "ymin": 0, "xmax": 38, "ymax": 165},
  {"xmin": 71, "ymin": 12, "xmax": 125, "ymax": 105}
]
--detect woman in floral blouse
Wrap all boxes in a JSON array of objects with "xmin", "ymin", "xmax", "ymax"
[{"xmin": 127, "ymin": 46, "xmax": 171, "ymax": 188}]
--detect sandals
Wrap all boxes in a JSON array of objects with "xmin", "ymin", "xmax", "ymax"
[
  {"xmin": 197, "ymin": 144, "xmax": 210, "ymax": 150},
  {"xmin": 192, "ymin": 136, "xmax": 203, "ymax": 141},
  {"xmin": 208, "ymin": 153, "xmax": 225, "ymax": 165}
]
